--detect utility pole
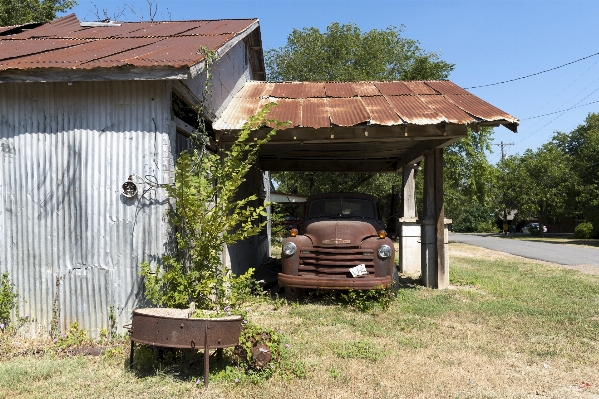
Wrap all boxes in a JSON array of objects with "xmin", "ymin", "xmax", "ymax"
[
  {"xmin": 493, "ymin": 141, "xmax": 514, "ymax": 235},
  {"xmin": 493, "ymin": 141, "xmax": 514, "ymax": 160}
]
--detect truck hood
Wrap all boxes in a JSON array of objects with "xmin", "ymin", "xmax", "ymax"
[{"xmin": 303, "ymin": 219, "xmax": 381, "ymax": 246}]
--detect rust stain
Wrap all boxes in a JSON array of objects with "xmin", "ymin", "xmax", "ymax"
[
  {"xmin": 328, "ymin": 98, "xmax": 369, "ymax": 126},
  {"xmin": 265, "ymin": 98, "xmax": 301, "ymax": 129},
  {"xmin": 419, "ymin": 96, "xmax": 475, "ymax": 124},
  {"xmin": 444, "ymin": 94, "xmax": 518, "ymax": 122},
  {"xmin": 360, "ymin": 96, "xmax": 403, "ymax": 125},
  {"xmin": 385, "ymin": 95, "xmax": 444, "ymax": 125},
  {"xmin": 237, "ymin": 81, "xmax": 274, "ymax": 98},
  {"xmin": 375, "ymin": 81, "xmax": 414, "ymax": 96},
  {"xmin": 425, "ymin": 80, "xmax": 471, "ymax": 95},
  {"xmin": 301, "ymin": 98, "xmax": 330, "ymax": 128},
  {"xmin": 403, "ymin": 81, "xmax": 438, "ymax": 95},
  {"xmin": 324, "ymin": 82, "xmax": 357, "ymax": 98}
]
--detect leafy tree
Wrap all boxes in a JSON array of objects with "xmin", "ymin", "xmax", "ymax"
[
  {"xmin": 444, "ymin": 127, "xmax": 497, "ymax": 232},
  {"xmin": 265, "ymin": 22, "xmax": 454, "ymax": 82},
  {"xmin": 495, "ymin": 143, "xmax": 574, "ymax": 237},
  {"xmin": 553, "ymin": 113, "xmax": 599, "ymax": 235},
  {"xmin": 0, "ymin": 0, "xmax": 76, "ymax": 26},
  {"xmin": 269, "ymin": 22, "xmax": 457, "ymax": 224}
]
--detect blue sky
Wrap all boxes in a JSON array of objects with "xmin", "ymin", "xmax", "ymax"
[{"xmin": 69, "ymin": 0, "xmax": 599, "ymax": 161}]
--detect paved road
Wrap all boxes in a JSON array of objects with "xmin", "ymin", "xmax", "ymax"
[{"xmin": 450, "ymin": 233, "xmax": 599, "ymax": 267}]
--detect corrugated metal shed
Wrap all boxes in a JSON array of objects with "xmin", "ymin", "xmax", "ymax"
[
  {"xmin": 214, "ymin": 80, "xmax": 519, "ymax": 130},
  {"xmin": 0, "ymin": 14, "xmax": 260, "ymax": 77},
  {"xmin": 0, "ymin": 80, "xmax": 173, "ymax": 337}
]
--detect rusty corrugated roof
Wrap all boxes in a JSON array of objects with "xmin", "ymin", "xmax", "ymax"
[
  {"xmin": 213, "ymin": 80, "xmax": 519, "ymax": 131},
  {"xmin": 0, "ymin": 14, "xmax": 258, "ymax": 72}
]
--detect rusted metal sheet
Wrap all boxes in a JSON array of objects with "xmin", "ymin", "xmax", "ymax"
[
  {"xmin": 360, "ymin": 96, "xmax": 403, "ymax": 125},
  {"xmin": 11, "ymin": 13, "xmax": 81, "ymax": 38},
  {"xmin": 328, "ymin": 97, "xmax": 370, "ymax": 126},
  {"xmin": 216, "ymin": 97, "xmax": 265, "ymax": 130},
  {"xmin": 324, "ymin": 82, "xmax": 357, "ymax": 98},
  {"xmin": 129, "ymin": 308, "xmax": 242, "ymax": 349},
  {"xmin": 419, "ymin": 96, "xmax": 475, "ymax": 124},
  {"xmin": 445, "ymin": 94, "xmax": 518, "ymax": 122},
  {"xmin": 0, "ymin": 80, "xmax": 173, "ymax": 338},
  {"xmin": 271, "ymin": 82, "xmax": 325, "ymax": 99},
  {"xmin": 375, "ymin": 81, "xmax": 415, "ymax": 96},
  {"xmin": 301, "ymin": 98, "xmax": 330, "ymax": 128},
  {"xmin": 425, "ymin": 80, "xmax": 471, "ymax": 95},
  {"xmin": 0, "ymin": 39, "xmax": 92, "ymax": 66},
  {"xmin": 403, "ymin": 81, "xmax": 438, "ymax": 95},
  {"xmin": 1, "ymin": 38, "xmax": 160, "ymax": 69},
  {"xmin": 181, "ymin": 19, "xmax": 257, "ymax": 36},
  {"xmin": 385, "ymin": 95, "xmax": 445, "ymax": 124},
  {"xmin": 0, "ymin": 15, "xmax": 257, "ymax": 72},
  {"xmin": 265, "ymin": 98, "xmax": 301, "ymax": 129},
  {"xmin": 236, "ymin": 81, "xmax": 274, "ymax": 98},
  {"xmin": 353, "ymin": 82, "xmax": 381, "ymax": 96}
]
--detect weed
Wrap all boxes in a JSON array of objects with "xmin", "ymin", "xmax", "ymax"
[
  {"xmin": 331, "ymin": 339, "xmax": 384, "ymax": 361},
  {"xmin": 0, "ymin": 272, "xmax": 18, "ymax": 327},
  {"xmin": 54, "ymin": 322, "xmax": 88, "ymax": 349}
]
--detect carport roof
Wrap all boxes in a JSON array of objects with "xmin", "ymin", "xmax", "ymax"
[{"xmin": 214, "ymin": 80, "xmax": 518, "ymax": 173}]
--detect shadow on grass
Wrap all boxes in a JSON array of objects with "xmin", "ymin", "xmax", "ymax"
[{"xmin": 127, "ymin": 344, "xmax": 241, "ymax": 383}]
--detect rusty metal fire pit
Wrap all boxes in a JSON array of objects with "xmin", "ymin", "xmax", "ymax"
[{"xmin": 126, "ymin": 308, "xmax": 243, "ymax": 386}]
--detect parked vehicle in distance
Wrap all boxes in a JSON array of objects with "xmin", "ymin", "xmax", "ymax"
[
  {"xmin": 278, "ymin": 193, "xmax": 397, "ymax": 293},
  {"xmin": 521, "ymin": 223, "xmax": 547, "ymax": 234}
]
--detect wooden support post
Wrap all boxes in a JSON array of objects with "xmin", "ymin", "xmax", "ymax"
[
  {"xmin": 204, "ymin": 325, "xmax": 210, "ymax": 387},
  {"xmin": 420, "ymin": 149, "xmax": 449, "ymax": 289},
  {"xmin": 398, "ymin": 165, "xmax": 420, "ymax": 275}
]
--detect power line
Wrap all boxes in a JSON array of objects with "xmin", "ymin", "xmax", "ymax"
[
  {"xmin": 464, "ymin": 51, "xmax": 599, "ymax": 89},
  {"xmin": 521, "ymin": 99, "xmax": 599, "ymax": 120},
  {"xmin": 492, "ymin": 141, "xmax": 514, "ymax": 160}
]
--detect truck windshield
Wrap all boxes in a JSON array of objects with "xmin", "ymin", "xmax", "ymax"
[{"xmin": 307, "ymin": 198, "xmax": 375, "ymax": 219}]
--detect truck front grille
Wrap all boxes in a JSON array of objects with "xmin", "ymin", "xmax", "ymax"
[{"xmin": 298, "ymin": 247, "xmax": 374, "ymax": 277}]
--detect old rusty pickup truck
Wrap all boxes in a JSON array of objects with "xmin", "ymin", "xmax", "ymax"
[{"xmin": 278, "ymin": 193, "xmax": 396, "ymax": 293}]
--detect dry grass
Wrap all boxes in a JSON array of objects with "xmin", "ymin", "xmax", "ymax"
[{"xmin": 1, "ymin": 243, "xmax": 599, "ymax": 398}]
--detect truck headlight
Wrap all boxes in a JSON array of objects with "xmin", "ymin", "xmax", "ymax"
[
  {"xmin": 282, "ymin": 242, "xmax": 297, "ymax": 256},
  {"xmin": 378, "ymin": 244, "xmax": 392, "ymax": 259}
]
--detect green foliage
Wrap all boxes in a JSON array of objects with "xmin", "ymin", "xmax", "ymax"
[
  {"xmin": 495, "ymin": 142, "xmax": 575, "ymax": 235},
  {"xmin": 0, "ymin": 272, "xmax": 18, "ymax": 327},
  {"xmin": 141, "ymin": 104, "xmax": 287, "ymax": 310},
  {"xmin": 331, "ymin": 339, "xmax": 384, "ymax": 361},
  {"xmin": 574, "ymin": 222, "xmax": 596, "ymax": 239},
  {"xmin": 54, "ymin": 322, "xmax": 87, "ymax": 348},
  {"xmin": 444, "ymin": 127, "xmax": 497, "ymax": 232},
  {"xmin": 323, "ymin": 288, "xmax": 395, "ymax": 312},
  {"xmin": 0, "ymin": 0, "xmax": 76, "ymax": 25},
  {"xmin": 266, "ymin": 22, "xmax": 453, "ymax": 82}
]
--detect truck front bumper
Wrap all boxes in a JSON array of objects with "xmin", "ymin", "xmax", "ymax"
[{"xmin": 278, "ymin": 273, "xmax": 392, "ymax": 290}]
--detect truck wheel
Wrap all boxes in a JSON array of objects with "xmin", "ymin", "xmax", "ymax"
[{"xmin": 285, "ymin": 287, "xmax": 305, "ymax": 302}]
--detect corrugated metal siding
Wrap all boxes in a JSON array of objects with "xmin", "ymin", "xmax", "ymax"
[{"xmin": 0, "ymin": 80, "xmax": 172, "ymax": 337}]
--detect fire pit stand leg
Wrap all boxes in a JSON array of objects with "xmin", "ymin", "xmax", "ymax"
[
  {"xmin": 129, "ymin": 340, "xmax": 135, "ymax": 369},
  {"xmin": 204, "ymin": 324, "xmax": 209, "ymax": 387}
]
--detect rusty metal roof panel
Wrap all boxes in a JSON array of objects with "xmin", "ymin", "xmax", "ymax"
[
  {"xmin": 403, "ymin": 81, "xmax": 438, "ymax": 95},
  {"xmin": 265, "ymin": 98, "xmax": 301, "ymax": 129},
  {"xmin": 324, "ymin": 82, "xmax": 358, "ymax": 97},
  {"xmin": 419, "ymin": 95, "xmax": 476, "ymax": 124},
  {"xmin": 118, "ymin": 21, "xmax": 207, "ymax": 38},
  {"xmin": 84, "ymin": 36, "xmax": 233, "ymax": 68},
  {"xmin": 271, "ymin": 82, "xmax": 325, "ymax": 99},
  {"xmin": 353, "ymin": 82, "xmax": 381, "ymax": 96},
  {"xmin": 444, "ymin": 94, "xmax": 518, "ymax": 122},
  {"xmin": 69, "ymin": 25, "xmax": 147, "ymax": 39},
  {"xmin": 11, "ymin": 14, "xmax": 82, "ymax": 38},
  {"xmin": 236, "ymin": 81, "xmax": 274, "ymax": 98},
  {"xmin": 301, "ymin": 98, "xmax": 330, "ymax": 128},
  {"xmin": 375, "ymin": 81, "xmax": 415, "ymax": 96},
  {"xmin": 179, "ymin": 19, "xmax": 257, "ymax": 36},
  {"xmin": 424, "ymin": 80, "xmax": 470, "ymax": 95},
  {"xmin": 385, "ymin": 95, "xmax": 444, "ymax": 124},
  {"xmin": 214, "ymin": 97, "xmax": 266, "ymax": 130},
  {"xmin": 361, "ymin": 96, "xmax": 403, "ymax": 126},
  {"xmin": 328, "ymin": 97, "xmax": 370, "ymax": 126},
  {"xmin": 0, "ymin": 38, "xmax": 160, "ymax": 69},
  {"xmin": 0, "ymin": 39, "xmax": 89, "ymax": 63}
]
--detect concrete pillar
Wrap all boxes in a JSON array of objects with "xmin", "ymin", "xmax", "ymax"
[
  {"xmin": 420, "ymin": 149, "xmax": 450, "ymax": 289},
  {"xmin": 398, "ymin": 165, "xmax": 420, "ymax": 275}
]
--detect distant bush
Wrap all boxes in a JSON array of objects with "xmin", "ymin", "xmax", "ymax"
[{"xmin": 574, "ymin": 222, "xmax": 594, "ymax": 239}]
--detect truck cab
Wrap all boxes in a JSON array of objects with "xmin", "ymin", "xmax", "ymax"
[{"xmin": 278, "ymin": 193, "xmax": 396, "ymax": 291}]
